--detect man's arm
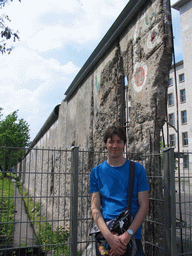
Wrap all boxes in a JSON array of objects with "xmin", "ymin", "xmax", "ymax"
[
  {"xmin": 91, "ymin": 192, "xmax": 110, "ymax": 238},
  {"xmin": 91, "ymin": 192, "xmax": 127, "ymax": 255},
  {"xmin": 120, "ymin": 190, "xmax": 149, "ymax": 245}
]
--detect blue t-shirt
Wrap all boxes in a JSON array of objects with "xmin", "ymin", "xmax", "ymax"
[{"xmin": 90, "ymin": 159, "xmax": 149, "ymax": 239}]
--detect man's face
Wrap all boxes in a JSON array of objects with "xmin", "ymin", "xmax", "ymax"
[{"xmin": 105, "ymin": 134, "xmax": 125, "ymax": 159}]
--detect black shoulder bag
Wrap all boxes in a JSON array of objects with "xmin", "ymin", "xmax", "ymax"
[{"xmin": 89, "ymin": 161, "xmax": 137, "ymax": 256}]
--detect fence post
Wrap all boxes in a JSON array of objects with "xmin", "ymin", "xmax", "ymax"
[
  {"xmin": 70, "ymin": 147, "xmax": 79, "ymax": 256},
  {"xmin": 163, "ymin": 147, "xmax": 178, "ymax": 256}
]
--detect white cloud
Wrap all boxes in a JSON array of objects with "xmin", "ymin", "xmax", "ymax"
[
  {"xmin": 0, "ymin": 0, "xmax": 182, "ymax": 141},
  {"xmin": 0, "ymin": 43, "xmax": 79, "ymax": 140},
  {"xmin": 2, "ymin": 0, "xmax": 129, "ymax": 53}
]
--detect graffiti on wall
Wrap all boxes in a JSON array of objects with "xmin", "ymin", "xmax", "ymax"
[
  {"xmin": 145, "ymin": 12, "xmax": 156, "ymax": 26},
  {"xmin": 132, "ymin": 63, "xmax": 147, "ymax": 93},
  {"xmin": 95, "ymin": 76, "xmax": 100, "ymax": 94}
]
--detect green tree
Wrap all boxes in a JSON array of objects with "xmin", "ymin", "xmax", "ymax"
[
  {"xmin": 0, "ymin": 0, "xmax": 20, "ymax": 54},
  {"xmin": 0, "ymin": 109, "xmax": 30, "ymax": 172},
  {"xmin": 0, "ymin": 107, "xmax": 3, "ymax": 119}
]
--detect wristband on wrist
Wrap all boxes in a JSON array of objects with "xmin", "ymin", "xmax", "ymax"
[{"xmin": 127, "ymin": 229, "xmax": 134, "ymax": 236}]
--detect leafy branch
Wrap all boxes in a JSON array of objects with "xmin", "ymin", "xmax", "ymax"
[{"xmin": 0, "ymin": 0, "xmax": 21, "ymax": 54}]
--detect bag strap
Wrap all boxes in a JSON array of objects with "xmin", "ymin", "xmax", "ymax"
[{"xmin": 128, "ymin": 161, "xmax": 135, "ymax": 212}]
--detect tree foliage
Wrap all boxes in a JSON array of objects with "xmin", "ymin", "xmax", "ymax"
[
  {"xmin": 0, "ymin": 0, "xmax": 20, "ymax": 54},
  {"xmin": 0, "ymin": 109, "xmax": 30, "ymax": 171}
]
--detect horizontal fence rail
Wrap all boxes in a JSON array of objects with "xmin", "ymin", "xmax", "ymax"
[{"xmin": 0, "ymin": 146, "xmax": 192, "ymax": 256}]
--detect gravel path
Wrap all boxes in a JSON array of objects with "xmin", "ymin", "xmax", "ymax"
[{"xmin": 12, "ymin": 182, "xmax": 36, "ymax": 248}]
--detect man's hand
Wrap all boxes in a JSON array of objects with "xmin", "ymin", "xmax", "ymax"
[
  {"xmin": 119, "ymin": 231, "xmax": 132, "ymax": 245},
  {"xmin": 108, "ymin": 231, "xmax": 132, "ymax": 256},
  {"xmin": 105, "ymin": 233, "xmax": 127, "ymax": 256}
]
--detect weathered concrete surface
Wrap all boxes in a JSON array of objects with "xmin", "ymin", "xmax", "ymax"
[
  {"xmin": 36, "ymin": 0, "xmax": 172, "ymax": 156},
  {"xmin": 93, "ymin": 44, "xmax": 125, "ymax": 151},
  {"xmin": 122, "ymin": 0, "xmax": 172, "ymax": 155}
]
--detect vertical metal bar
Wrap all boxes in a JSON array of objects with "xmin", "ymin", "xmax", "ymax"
[
  {"xmin": 64, "ymin": 149, "xmax": 68, "ymax": 255},
  {"xmin": 70, "ymin": 147, "xmax": 79, "ymax": 256},
  {"xmin": 45, "ymin": 149, "xmax": 50, "ymax": 249},
  {"xmin": 58, "ymin": 148, "xmax": 61, "ymax": 252},
  {"xmin": 19, "ymin": 159, "xmax": 23, "ymax": 248},
  {"xmin": 169, "ymin": 148, "xmax": 178, "ymax": 256},
  {"xmin": 51, "ymin": 150, "xmax": 54, "ymax": 247},
  {"xmin": 163, "ymin": 147, "xmax": 171, "ymax": 256},
  {"xmin": 163, "ymin": 147, "xmax": 178, "ymax": 256},
  {"xmin": 80, "ymin": 151, "xmax": 83, "ymax": 253}
]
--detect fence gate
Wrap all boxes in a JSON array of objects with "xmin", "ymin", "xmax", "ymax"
[{"xmin": 174, "ymin": 150, "xmax": 192, "ymax": 256}]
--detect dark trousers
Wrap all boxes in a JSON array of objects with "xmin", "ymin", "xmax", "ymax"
[{"xmin": 95, "ymin": 239, "xmax": 145, "ymax": 256}]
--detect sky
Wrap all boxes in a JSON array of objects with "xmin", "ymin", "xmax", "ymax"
[{"xmin": 0, "ymin": 0, "xmax": 183, "ymax": 142}]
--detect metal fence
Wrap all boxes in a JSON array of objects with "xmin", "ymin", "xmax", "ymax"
[
  {"xmin": 0, "ymin": 146, "xmax": 192, "ymax": 256},
  {"xmin": 0, "ymin": 147, "xmax": 76, "ymax": 256},
  {"xmin": 174, "ymin": 151, "xmax": 192, "ymax": 256}
]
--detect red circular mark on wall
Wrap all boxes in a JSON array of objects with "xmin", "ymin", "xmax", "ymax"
[
  {"xmin": 134, "ymin": 67, "xmax": 145, "ymax": 87},
  {"xmin": 151, "ymin": 32, "xmax": 155, "ymax": 42}
]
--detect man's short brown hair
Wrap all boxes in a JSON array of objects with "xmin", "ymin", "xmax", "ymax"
[{"xmin": 103, "ymin": 126, "xmax": 126, "ymax": 144}]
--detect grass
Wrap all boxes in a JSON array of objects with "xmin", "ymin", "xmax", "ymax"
[
  {"xmin": 0, "ymin": 172, "xmax": 15, "ymax": 247},
  {"xmin": 15, "ymin": 177, "xmax": 74, "ymax": 256},
  {"xmin": 0, "ymin": 173, "xmax": 81, "ymax": 255}
]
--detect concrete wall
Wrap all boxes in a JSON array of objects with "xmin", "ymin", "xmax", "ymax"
[
  {"xmin": 17, "ymin": 0, "xmax": 173, "ymax": 253},
  {"xmin": 36, "ymin": 0, "xmax": 172, "ymax": 156}
]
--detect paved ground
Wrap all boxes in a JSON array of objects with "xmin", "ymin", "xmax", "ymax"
[{"xmin": 12, "ymin": 181, "xmax": 36, "ymax": 248}]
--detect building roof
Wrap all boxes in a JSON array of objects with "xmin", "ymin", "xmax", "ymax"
[
  {"xmin": 171, "ymin": 60, "xmax": 184, "ymax": 69},
  {"xmin": 172, "ymin": 0, "xmax": 191, "ymax": 10},
  {"xmin": 64, "ymin": 0, "xmax": 149, "ymax": 101}
]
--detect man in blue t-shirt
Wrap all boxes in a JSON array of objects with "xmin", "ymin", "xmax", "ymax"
[{"xmin": 90, "ymin": 126, "xmax": 149, "ymax": 256}]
